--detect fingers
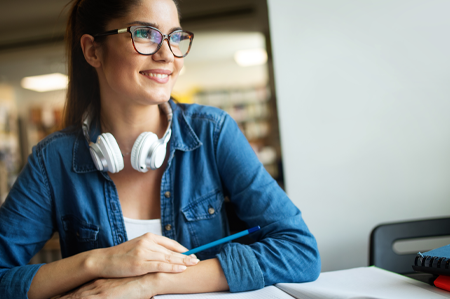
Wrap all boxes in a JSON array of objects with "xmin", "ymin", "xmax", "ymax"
[
  {"xmin": 145, "ymin": 261, "xmax": 188, "ymax": 273},
  {"xmin": 132, "ymin": 235, "xmax": 200, "ymax": 267},
  {"xmin": 138, "ymin": 233, "xmax": 199, "ymax": 262},
  {"xmin": 146, "ymin": 233, "xmax": 190, "ymax": 253},
  {"xmin": 152, "ymin": 243, "xmax": 200, "ymax": 265},
  {"xmin": 138, "ymin": 233, "xmax": 197, "ymax": 259},
  {"xmin": 124, "ymin": 233, "xmax": 200, "ymax": 275},
  {"xmin": 150, "ymin": 251, "xmax": 200, "ymax": 266}
]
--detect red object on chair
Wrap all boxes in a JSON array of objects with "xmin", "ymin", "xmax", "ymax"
[{"xmin": 434, "ymin": 275, "xmax": 450, "ymax": 292}]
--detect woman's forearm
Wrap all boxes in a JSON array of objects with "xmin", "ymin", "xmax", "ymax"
[
  {"xmin": 150, "ymin": 258, "xmax": 229, "ymax": 296},
  {"xmin": 28, "ymin": 249, "xmax": 99, "ymax": 299}
]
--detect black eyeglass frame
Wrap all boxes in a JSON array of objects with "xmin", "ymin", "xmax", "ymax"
[{"xmin": 93, "ymin": 26, "xmax": 194, "ymax": 58}]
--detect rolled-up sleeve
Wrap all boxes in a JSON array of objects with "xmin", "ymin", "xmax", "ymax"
[
  {"xmin": 215, "ymin": 113, "xmax": 321, "ymax": 292},
  {"xmin": 216, "ymin": 243, "xmax": 265, "ymax": 292},
  {"xmin": 0, "ymin": 264, "xmax": 44, "ymax": 298},
  {"xmin": 0, "ymin": 145, "xmax": 54, "ymax": 298}
]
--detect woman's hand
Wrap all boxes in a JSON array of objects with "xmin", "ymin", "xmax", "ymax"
[
  {"xmin": 89, "ymin": 232, "xmax": 199, "ymax": 278},
  {"xmin": 57, "ymin": 275, "xmax": 155, "ymax": 299}
]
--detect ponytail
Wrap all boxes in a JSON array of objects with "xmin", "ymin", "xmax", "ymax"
[{"xmin": 62, "ymin": 0, "xmax": 140, "ymax": 129}]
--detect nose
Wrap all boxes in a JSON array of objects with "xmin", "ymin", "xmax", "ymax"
[{"xmin": 152, "ymin": 36, "xmax": 174, "ymax": 63}]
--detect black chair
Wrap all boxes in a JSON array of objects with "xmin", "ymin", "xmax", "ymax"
[
  {"xmin": 369, "ymin": 217, "xmax": 450, "ymax": 276},
  {"xmin": 224, "ymin": 200, "xmax": 255, "ymax": 245}
]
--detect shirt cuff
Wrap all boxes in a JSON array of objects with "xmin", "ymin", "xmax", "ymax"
[
  {"xmin": 0, "ymin": 264, "xmax": 44, "ymax": 299},
  {"xmin": 216, "ymin": 243, "xmax": 265, "ymax": 292}
]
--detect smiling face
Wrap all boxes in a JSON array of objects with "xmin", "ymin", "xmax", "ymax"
[{"xmin": 96, "ymin": 0, "xmax": 183, "ymax": 106}]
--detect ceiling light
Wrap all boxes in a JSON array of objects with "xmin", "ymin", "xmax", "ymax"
[
  {"xmin": 234, "ymin": 48, "xmax": 268, "ymax": 67},
  {"xmin": 21, "ymin": 73, "xmax": 68, "ymax": 92}
]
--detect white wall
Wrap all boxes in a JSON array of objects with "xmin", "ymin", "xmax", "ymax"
[{"xmin": 267, "ymin": 0, "xmax": 450, "ymax": 271}]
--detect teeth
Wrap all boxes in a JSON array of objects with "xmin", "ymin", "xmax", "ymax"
[{"xmin": 140, "ymin": 72, "xmax": 169, "ymax": 78}]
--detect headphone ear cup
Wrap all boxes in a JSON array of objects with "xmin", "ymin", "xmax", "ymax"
[
  {"xmin": 148, "ymin": 141, "xmax": 168, "ymax": 170},
  {"xmin": 89, "ymin": 143, "xmax": 105, "ymax": 171},
  {"xmin": 130, "ymin": 132, "xmax": 158, "ymax": 173},
  {"xmin": 97, "ymin": 133, "xmax": 124, "ymax": 173}
]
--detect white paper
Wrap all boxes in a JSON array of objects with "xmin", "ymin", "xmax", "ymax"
[
  {"xmin": 276, "ymin": 267, "xmax": 450, "ymax": 299},
  {"xmin": 154, "ymin": 285, "xmax": 294, "ymax": 299}
]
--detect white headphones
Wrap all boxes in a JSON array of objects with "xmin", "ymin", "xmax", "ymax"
[{"xmin": 82, "ymin": 102, "xmax": 173, "ymax": 173}]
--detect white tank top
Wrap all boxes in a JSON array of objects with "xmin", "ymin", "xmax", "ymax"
[{"xmin": 123, "ymin": 217, "xmax": 163, "ymax": 240}]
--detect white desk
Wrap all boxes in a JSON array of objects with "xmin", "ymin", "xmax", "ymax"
[{"xmin": 155, "ymin": 267, "xmax": 450, "ymax": 299}]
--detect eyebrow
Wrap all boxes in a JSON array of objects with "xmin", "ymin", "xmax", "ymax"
[{"xmin": 126, "ymin": 21, "xmax": 183, "ymax": 32}]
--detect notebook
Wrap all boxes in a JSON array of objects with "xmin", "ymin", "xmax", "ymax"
[
  {"xmin": 413, "ymin": 244, "xmax": 450, "ymax": 276},
  {"xmin": 155, "ymin": 267, "xmax": 448, "ymax": 298}
]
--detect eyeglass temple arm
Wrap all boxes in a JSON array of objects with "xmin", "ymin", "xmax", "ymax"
[{"xmin": 93, "ymin": 28, "xmax": 129, "ymax": 38}]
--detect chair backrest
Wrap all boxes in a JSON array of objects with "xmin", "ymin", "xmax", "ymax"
[
  {"xmin": 224, "ymin": 200, "xmax": 255, "ymax": 245},
  {"xmin": 369, "ymin": 217, "xmax": 450, "ymax": 274}
]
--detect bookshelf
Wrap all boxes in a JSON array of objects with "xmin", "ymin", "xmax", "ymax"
[
  {"xmin": 0, "ymin": 85, "xmax": 20, "ymax": 205},
  {"xmin": 192, "ymin": 85, "xmax": 283, "ymax": 186}
]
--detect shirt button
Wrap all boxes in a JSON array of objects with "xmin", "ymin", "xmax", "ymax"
[
  {"xmin": 208, "ymin": 207, "xmax": 215, "ymax": 214},
  {"xmin": 165, "ymin": 224, "xmax": 172, "ymax": 231},
  {"xmin": 118, "ymin": 235, "xmax": 123, "ymax": 243},
  {"xmin": 164, "ymin": 191, "xmax": 171, "ymax": 198}
]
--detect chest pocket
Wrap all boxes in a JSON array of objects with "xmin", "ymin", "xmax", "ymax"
[
  {"xmin": 61, "ymin": 215, "xmax": 99, "ymax": 257},
  {"xmin": 181, "ymin": 189, "xmax": 225, "ymax": 259}
]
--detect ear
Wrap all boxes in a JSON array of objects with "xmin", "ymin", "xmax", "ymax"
[{"xmin": 80, "ymin": 34, "xmax": 102, "ymax": 68}]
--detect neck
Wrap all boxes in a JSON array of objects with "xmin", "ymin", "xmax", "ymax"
[{"xmin": 99, "ymin": 103, "xmax": 168, "ymax": 156}]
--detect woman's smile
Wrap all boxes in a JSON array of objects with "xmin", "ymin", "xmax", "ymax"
[{"xmin": 139, "ymin": 69, "xmax": 172, "ymax": 84}]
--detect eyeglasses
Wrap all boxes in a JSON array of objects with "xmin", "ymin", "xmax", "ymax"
[{"xmin": 93, "ymin": 26, "xmax": 194, "ymax": 58}]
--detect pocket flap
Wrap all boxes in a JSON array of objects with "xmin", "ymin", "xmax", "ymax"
[
  {"xmin": 62, "ymin": 215, "xmax": 99, "ymax": 242},
  {"xmin": 181, "ymin": 189, "xmax": 224, "ymax": 221}
]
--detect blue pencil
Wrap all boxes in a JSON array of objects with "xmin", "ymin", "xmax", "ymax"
[{"xmin": 183, "ymin": 226, "xmax": 261, "ymax": 255}]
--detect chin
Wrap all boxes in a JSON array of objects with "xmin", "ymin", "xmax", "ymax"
[
  {"xmin": 140, "ymin": 94, "xmax": 172, "ymax": 105},
  {"xmin": 154, "ymin": 87, "xmax": 173, "ymax": 99}
]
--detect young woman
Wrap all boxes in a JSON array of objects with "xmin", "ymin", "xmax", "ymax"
[{"xmin": 0, "ymin": 0, "xmax": 320, "ymax": 298}]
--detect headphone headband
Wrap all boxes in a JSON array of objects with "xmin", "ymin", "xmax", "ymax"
[
  {"xmin": 82, "ymin": 102, "xmax": 172, "ymax": 144},
  {"xmin": 82, "ymin": 102, "xmax": 173, "ymax": 173}
]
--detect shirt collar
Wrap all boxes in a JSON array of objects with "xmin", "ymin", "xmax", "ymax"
[{"xmin": 73, "ymin": 100, "xmax": 202, "ymax": 174}]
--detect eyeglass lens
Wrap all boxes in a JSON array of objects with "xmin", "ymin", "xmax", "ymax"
[{"xmin": 132, "ymin": 27, "xmax": 192, "ymax": 57}]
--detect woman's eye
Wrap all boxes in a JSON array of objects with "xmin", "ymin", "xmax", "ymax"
[
  {"xmin": 135, "ymin": 29, "xmax": 161, "ymax": 43},
  {"xmin": 135, "ymin": 30, "xmax": 149, "ymax": 39}
]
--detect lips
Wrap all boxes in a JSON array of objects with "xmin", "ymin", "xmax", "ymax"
[
  {"xmin": 139, "ymin": 69, "xmax": 172, "ymax": 83},
  {"xmin": 140, "ymin": 72, "xmax": 169, "ymax": 79}
]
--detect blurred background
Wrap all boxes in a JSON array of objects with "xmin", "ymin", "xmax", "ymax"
[
  {"xmin": 2, "ymin": 0, "xmax": 450, "ymax": 274},
  {"xmin": 0, "ymin": 0, "xmax": 282, "ymax": 264},
  {"xmin": 0, "ymin": 0, "xmax": 282, "ymax": 199}
]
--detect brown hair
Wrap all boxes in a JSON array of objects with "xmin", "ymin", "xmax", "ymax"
[{"xmin": 63, "ymin": 0, "xmax": 179, "ymax": 129}]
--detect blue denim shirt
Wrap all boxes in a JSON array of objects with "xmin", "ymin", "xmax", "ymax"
[{"xmin": 0, "ymin": 101, "xmax": 320, "ymax": 298}]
